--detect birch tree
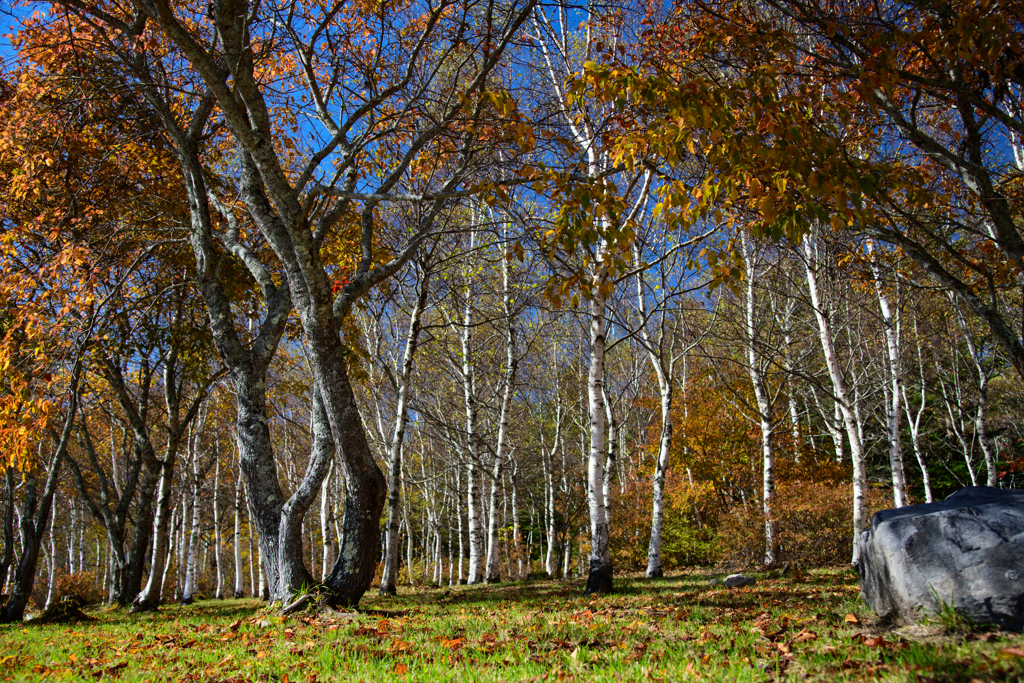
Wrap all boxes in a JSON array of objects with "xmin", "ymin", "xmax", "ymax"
[
  {"xmin": 802, "ymin": 231, "xmax": 869, "ymax": 565},
  {"xmin": 49, "ymin": 0, "xmax": 537, "ymax": 606},
  {"xmin": 380, "ymin": 260, "xmax": 432, "ymax": 594}
]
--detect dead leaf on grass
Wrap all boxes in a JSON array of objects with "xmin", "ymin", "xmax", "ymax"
[
  {"xmin": 390, "ymin": 638, "xmax": 414, "ymax": 654},
  {"xmin": 440, "ymin": 637, "xmax": 465, "ymax": 650},
  {"xmin": 998, "ymin": 647, "xmax": 1024, "ymax": 658},
  {"xmin": 789, "ymin": 630, "xmax": 818, "ymax": 645},
  {"xmin": 844, "ymin": 613, "xmax": 860, "ymax": 625}
]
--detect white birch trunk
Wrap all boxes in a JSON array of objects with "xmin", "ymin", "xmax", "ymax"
[
  {"xmin": 741, "ymin": 234, "xmax": 776, "ymax": 566},
  {"xmin": 321, "ymin": 463, "xmax": 338, "ymax": 581},
  {"xmin": 44, "ymin": 500, "xmax": 56, "ymax": 609},
  {"xmin": 903, "ymin": 314, "xmax": 933, "ymax": 502},
  {"xmin": 866, "ymin": 240, "xmax": 907, "ymax": 506},
  {"xmin": 939, "ymin": 369, "xmax": 978, "ymax": 485},
  {"xmin": 181, "ymin": 442, "xmax": 201, "ymax": 604},
  {"xmin": 454, "ymin": 466, "xmax": 463, "ymax": 584},
  {"xmin": 804, "ymin": 237, "xmax": 868, "ymax": 565},
  {"xmin": 602, "ymin": 385, "xmax": 616, "ymax": 530},
  {"xmin": 585, "ymin": 260, "xmax": 612, "ymax": 593},
  {"xmin": 247, "ymin": 516, "xmax": 256, "ymax": 597},
  {"xmin": 233, "ymin": 466, "xmax": 244, "ymax": 597},
  {"xmin": 544, "ymin": 403, "xmax": 559, "ymax": 577},
  {"xmin": 510, "ymin": 466, "xmax": 522, "ymax": 579},
  {"xmin": 485, "ymin": 247, "xmax": 517, "ymax": 583},
  {"xmin": 461, "ymin": 228, "xmax": 484, "ymax": 585},
  {"xmin": 380, "ymin": 267, "xmax": 429, "ymax": 593},
  {"xmin": 213, "ymin": 453, "xmax": 223, "ymax": 599},
  {"xmin": 951, "ymin": 297, "xmax": 998, "ymax": 486}
]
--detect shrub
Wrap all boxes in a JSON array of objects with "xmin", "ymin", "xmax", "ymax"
[
  {"xmin": 55, "ymin": 571, "xmax": 105, "ymax": 606},
  {"xmin": 715, "ymin": 482, "xmax": 893, "ymax": 567},
  {"xmin": 610, "ymin": 471, "xmax": 720, "ymax": 571},
  {"xmin": 661, "ymin": 479, "xmax": 719, "ymax": 567}
]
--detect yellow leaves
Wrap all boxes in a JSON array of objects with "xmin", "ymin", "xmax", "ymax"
[
  {"xmin": 0, "ymin": 387, "xmax": 56, "ymax": 471},
  {"xmin": 748, "ymin": 177, "xmax": 763, "ymax": 199},
  {"xmin": 439, "ymin": 636, "xmax": 465, "ymax": 650}
]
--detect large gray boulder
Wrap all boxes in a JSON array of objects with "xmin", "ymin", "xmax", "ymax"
[{"xmin": 856, "ymin": 486, "xmax": 1024, "ymax": 629}]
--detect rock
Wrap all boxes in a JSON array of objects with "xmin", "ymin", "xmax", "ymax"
[
  {"xmin": 723, "ymin": 574, "xmax": 756, "ymax": 588},
  {"xmin": 857, "ymin": 486, "xmax": 1024, "ymax": 629}
]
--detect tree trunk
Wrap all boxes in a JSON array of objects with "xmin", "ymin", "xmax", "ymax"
[
  {"xmin": 485, "ymin": 244, "xmax": 517, "ymax": 584},
  {"xmin": 585, "ymin": 267, "xmax": 613, "ymax": 594},
  {"xmin": 213, "ymin": 453, "xmax": 223, "ymax": 599},
  {"xmin": 903, "ymin": 315, "xmax": 933, "ymax": 503},
  {"xmin": 742, "ymin": 235, "xmax": 777, "ymax": 567},
  {"xmin": 320, "ymin": 463, "xmax": 338, "ymax": 581},
  {"xmin": 1, "ymin": 366, "xmax": 79, "ymax": 623},
  {"xmin": 233, "ymin": 453, "xmax": 245, "ymax": 597},
  {"xmin": 510, "ymin": 467, "xmax": 522, "ymax": 580},
  {"xmin": 951, "ymin": 297, "xmax": 998, "ymax": 486},
  {"xmin": 804, "ymin": 237, "xmax": 868, "ymax": 566},
  {"xmin": 131, "ymin": 432, "xmax": 183, "ymax": 611},
  {"xmin": 181, "ymin": 439, "xmax": 201, "ymax": 604},
  {"xmin": 1, "ymin": 469, "xmax": 15, "ymax": 596},
  {"xmin": 867, "ymin": 240, "xmax": 907, "ymax": 507},
  {"xmin": 381, "ymin": 267, "xmax": 430, "ymax": 595},
  {"xmin": 645, "ymin": 375, "xmax": 673, "ymax": 577}
]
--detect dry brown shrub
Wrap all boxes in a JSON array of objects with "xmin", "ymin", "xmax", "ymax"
[
  {"xmin": 715, "ymin": 483, "xmax": 893, "ymax": 567},
  {"xmin": 55, "ymin": 570, "xmax": 104, "ymax": 605}
]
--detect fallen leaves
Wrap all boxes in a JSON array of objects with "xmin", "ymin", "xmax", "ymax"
[
  {"xmin": 789, "ymin": 630, "xmax": 818, "ymax": 646},
  {"xmin": 851, "ymin": 632, "xmax": 908, "ymax": 651},
  {"xmin": 3, "ymin": 570, "xmax": 1021, "ymax": 683},
  {"xmin": 439, "ymin": 637, "xmax": 465, "ymax": 650}
]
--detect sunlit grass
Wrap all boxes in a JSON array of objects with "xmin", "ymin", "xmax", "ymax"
[{"xmin": 1, "ymin": 568, "xmax": 1021, "ymax": 681}]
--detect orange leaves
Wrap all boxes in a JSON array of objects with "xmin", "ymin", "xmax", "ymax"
[
  {"xmin": 439, "ymin": 636, "xmax": 466, "ymax": 650},
  {"xmin": 851, "ymin": 631, "xmax": 907, "ymax": 651}
]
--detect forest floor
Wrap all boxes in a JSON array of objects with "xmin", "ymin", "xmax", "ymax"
[{"xmin": 1, "ymin": 568, "xmax": 1022, "ymax": 682}]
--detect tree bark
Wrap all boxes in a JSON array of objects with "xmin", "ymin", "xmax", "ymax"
[
  {"xmin": 585, "ymin": 265, "xmax": 613, "ymax": 594},
  {"xmin": 742, "ymin": 235, "xmax": 777, "ymax": 567},
  {"xmin": 1, "ymin": 364, "xmax": 79, "ymax": 623},
  {"xmin": 804, "ymin": 237, "xmax": 868, "ymax": 566},
  {"xmin": 381, "ymin": 266, "xmax": 430, "ymax": 594},
  {"xmin": 213, "ymin": 452, "xmax": 223, "ymax": 599},
  {"xmin": 320, "ymin": 463, "xmax": 338, "ymax": 581},
  {"xmin": 0, "ymin": 469, "xmax": 15, "ymax": 597},
  {"xmin": 866, "ymin": 240, "xmax": 907, "ymax": 507}
]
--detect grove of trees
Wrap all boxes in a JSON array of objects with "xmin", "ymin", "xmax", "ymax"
[{"xmin": 1, "ymin": 0, "xmax": 1022, "ymax": 621}]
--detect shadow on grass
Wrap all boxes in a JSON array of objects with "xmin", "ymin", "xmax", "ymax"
[{"xmin": 362, "ymin": 567, "xmax": 855, "ymax": 613}]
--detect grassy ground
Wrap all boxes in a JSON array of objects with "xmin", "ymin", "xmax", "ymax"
[{"xmin": 1, "ymin": 569, "xmax": 1022, "ymax": 682}]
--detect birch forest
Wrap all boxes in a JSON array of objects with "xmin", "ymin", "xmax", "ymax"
[{"xmin": 1, "ymin": 0, "xmax": 1023, "ymax": 624}]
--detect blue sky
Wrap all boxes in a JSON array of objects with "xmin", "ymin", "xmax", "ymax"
[
  {"xmin": 1, "ymin": 2, "xmax": 28, "ymax": 65},
  {"xmin": 1, "ymin": 1, "xmax": 48, "ymax": 65}
]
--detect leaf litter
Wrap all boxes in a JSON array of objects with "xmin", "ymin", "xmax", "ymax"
[{"xmin": 1, "ymin": 569, "xmax": 1022, "ymax": 681}]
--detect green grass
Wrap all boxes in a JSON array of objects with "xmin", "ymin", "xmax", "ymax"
[{"xmin": 2, "ymin": 569, "xmax": 1022, "ymax": 681}]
